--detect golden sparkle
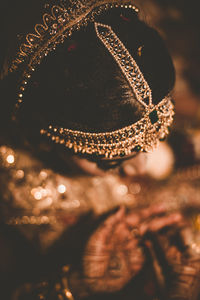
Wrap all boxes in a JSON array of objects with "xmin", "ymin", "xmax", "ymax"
[
  {"xmin": 6, "ymin": 154, "xmax": 15, "ymax": 164},
  {"xmin": 58, "ymin": 184, "xmax": 66, "ymax": 194}
]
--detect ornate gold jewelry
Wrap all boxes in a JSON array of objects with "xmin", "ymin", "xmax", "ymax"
[
  {"xmin": 40, "ymin": 22, "xmax": 174, "ymax": 159},
  {"xmin": 41, "ymin": 96, "xmax": 174, "ymax": 159},
  {"xmin": 12, "ymin": 1, "xmax": 139, "ymax": 116},
  {"xmin": 10, "ymin": 1, "xmax": 138, "ymax": 71},
  {"xmin": 95, "ymin": 22, "xmax": 152, "ymax": 108},
  {"xmin": 10, "ymin": 1, "xmax": 174, "ymax": 159}
]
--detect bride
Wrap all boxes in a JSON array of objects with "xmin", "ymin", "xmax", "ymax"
[{"xmin": 1, "ymin": 1, "xmax": 200, "ymax": 299}]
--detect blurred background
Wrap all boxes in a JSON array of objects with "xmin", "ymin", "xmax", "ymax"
[{"xmin": 135, "ymin": 0, "xmax": 200, "ymax": 173}]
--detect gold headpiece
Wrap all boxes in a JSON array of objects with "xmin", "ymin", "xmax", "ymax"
[
  {"xmin": 12, "ymin": 0, "xmax": 139, "ymax": 113},
  {"xmin": 11, "ymin": 1, "xmax": 175, "ymax": 159}
]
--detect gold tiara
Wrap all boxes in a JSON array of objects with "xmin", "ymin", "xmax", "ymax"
[
  {"xmin": 10, "ymin": 1, "xmax": 175, "ymax": 159},
  {"xmin": 10, "ymin": 1, "xmax": 138, "ymax": 71},
  {"xmin": 12, "ymin": 1, "xmax": 139, "ymax": 115}
]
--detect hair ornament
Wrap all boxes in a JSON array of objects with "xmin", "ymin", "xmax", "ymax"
[
  {"xmin": 40, "ymin": 21, "xmax": 174, "ymax": 159},
  {"xmin": 10, "ymin": 1, "xmax": 175, "ymax": 160},
  {"xmin": 10, "ymin": 1, "xmax": 139, "ymax": 116}
]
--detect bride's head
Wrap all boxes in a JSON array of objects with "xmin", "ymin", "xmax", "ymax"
[{"xmin": 1, "ymin": 1, "xmax": 175, "ymax": 171}]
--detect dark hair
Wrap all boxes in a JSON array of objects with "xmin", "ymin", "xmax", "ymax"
[{"xmin": 0, "ymin": 3, "xmax": 175, "ymax": 168}]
